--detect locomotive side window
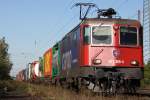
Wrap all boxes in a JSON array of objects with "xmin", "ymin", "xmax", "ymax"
[
  {"xmin": 83, "ymin": 27, "xmax": 91, "ymax": 44},
  {"xmin": 120, "ymin": 27, "xmax": 137, "ymax": 45},
  {"xmin": 92, "ymin": 26, "xmax": 112, "ymax": 44}
]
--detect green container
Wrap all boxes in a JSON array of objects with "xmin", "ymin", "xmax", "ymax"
[{"xmin": 52, "ymin": 42, "xmax": 61, "ymax": 79}]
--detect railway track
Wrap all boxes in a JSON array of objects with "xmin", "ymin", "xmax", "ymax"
[
  {"xmin": 0, "ymin": 92, "xmax": 42, "ymax": 100},
  {"xmin": 132, "ymin": 89, "xmax": 150, "ymax": 97},
  {"xmin": 107, "ymin": 89, "xmax": 150, "ymax": 97},
  {"xmin": 0, "ymin": 95, "xmax": 42, "ymax": 100},
  {"xmin": 80, "ymin": 85, "xmax": 150, "ymax": 98},
  {"xmin": 1, "ymin": 83, "xmax": 150, "ymax": 100}
]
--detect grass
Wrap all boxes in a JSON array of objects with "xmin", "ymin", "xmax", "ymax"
[
  {"xmin": 2, "ymin": 63, "xmax": 150, "ymax": 100},
  {"xmin": 1, "ymin": 80, "xmax": 149, "ymax": 100},
  {"xmin": 25, "ymin": 84, "xmax": 148, "ymax": 100},
  {"xmin": 141, "ymin": 63, "xmax": 150, "ymax": 89}
]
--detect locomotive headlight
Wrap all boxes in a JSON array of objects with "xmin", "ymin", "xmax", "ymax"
[
  {"xmin": 130, "ymin": 60, "xmax": 139, "ymax": 66},
  {"xmin": 93, "ymin": 59, "xmax": 102, "ymax": 64}
]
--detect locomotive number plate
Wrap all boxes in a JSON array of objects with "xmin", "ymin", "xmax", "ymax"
[{"xmin": 108, "ymin": 59, "xmax": 125, "ymax": 64}]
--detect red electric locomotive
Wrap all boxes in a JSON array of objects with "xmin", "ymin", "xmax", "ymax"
[
  {"xmin": 59, "ymin": 6, "xmax": 143, "ymax": 94},
  {"xmin": 17, "ymin": 4, "xmax": 143, "ymax": 94},
  {"xmin": 79, "ymin": 18, "xmax": 143, "ymax": 93}
]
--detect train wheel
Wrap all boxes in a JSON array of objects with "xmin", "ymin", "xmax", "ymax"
[
  {"xmin": 100, "ymin": 81, "xmax": 108, "ymax": 95},
  {"xmin": 110, "ymin": 80, "xmax": 117, "ymax": 95},
  {"xmin": 117, "ymin": 86, "xmax": 125, "ymax": 94},
  {"xmin": 92, "ymin": 80, "xmax": 100, "ymax": 93},
  {"xmin": 55, "ymin": 79, "xmax": 61, "ymax": 87}
]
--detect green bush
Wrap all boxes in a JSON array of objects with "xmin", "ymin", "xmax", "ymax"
[
  {"xmin": 0, "ymin": 80, "xmax": 16, "ymax": 91},
  {"xmin": 141, "ymin": 62, "xmax": 150, "ymax": 86},
  {"xmin": 0, "ymin": 80, "xmax": 28, "ymax": 93},
  {"xmin": 0, "ymin": 37, "xmax": 12, "ymax": 80}
]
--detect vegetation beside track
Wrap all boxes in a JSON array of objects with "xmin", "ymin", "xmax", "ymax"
[
  {"xmin": 141, "ymin": 62, "xmax": 150, "ymax": 88},
  {"xmin": 0, "ymin": 80, "xmax": 150, "ymax": 100},
  {"xmin": 0, "ymin": 37, "xmax": 12, "ymax": 80}
]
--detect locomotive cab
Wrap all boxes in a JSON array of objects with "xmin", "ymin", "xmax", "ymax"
[{"xmin": 80, "ymin": 18, "xmax": 143, "ymax": 79}]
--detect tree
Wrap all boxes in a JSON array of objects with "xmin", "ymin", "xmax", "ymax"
[
  {"xmin": 142, "ymin": 60, "xmax": 150, "ymax": 85},
  {"xmin": 0, "ymin": 37, "xmax": 12, "ymax": 80},
  {"xmin": 147, "ymin": 60, "xmax": 150, "ymax": 66}
]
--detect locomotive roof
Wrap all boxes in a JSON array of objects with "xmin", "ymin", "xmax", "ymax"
[
  {"xmin": 82, "ymin": 18, "xmax": 141, "ymax": 25},
  {"xmin": 61, "ymin": 18, "xmax": 141, "ymax": 42}
]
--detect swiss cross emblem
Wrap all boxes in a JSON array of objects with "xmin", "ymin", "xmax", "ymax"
[{"xmin": 113, "ymin": 49, "xmax": 120, "ymax": 57}]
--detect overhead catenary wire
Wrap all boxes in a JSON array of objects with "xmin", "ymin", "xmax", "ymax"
[
  {"xmin": 23, "ymin": 0, "xmax": 78, "ymax": 64},
  {"xmin": 115, "ymin": 0, "xmax": 129, "ymax": 10},
  {"xmin": 40, "ymin": 0, "xmax": 137, "ymax": 55},
  {"xmin": 42, "ymin": 0, "xmax": 125, "ymax": 49},
  {"xmin": 110, "ymin": 0, "xmax": 142, "ymax": 20},
  {"xmin": 106, "ymin": 0, "xmax": 129, "ymax": 16},
  {"xmin": 87, "ymin": 0, "xmax": 129, "ymax": 19},
  {"xmin": 50, "ymin": 11, "xmax": 79, "ymax": 44},
  {"xmin": 50, "ymin": 0, "xmax": 96, "ymax": 37},
  {"xmin": 51, "ymin": 0, "xmax": 76, "ymax": 31},
  {"xmin": 128, "ymin": 10, "xmax": 143, "ymax": 21},
  {"xmin": 41, "ymin": 0, "xmax": 97, "ymax": 50},
  {"xmin": 128, "ymin": 0, "xmax": 143, "ymax": 22},
  {"xmin": 41, "ymin": 0, "xmax": 77, "ymax": 49}
]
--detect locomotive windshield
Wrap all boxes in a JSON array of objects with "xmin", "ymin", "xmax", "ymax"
[
  {"xmin": 92, "ymin": 26, "xmax": 112, "ymax": 44},
  {"xmin": 120, "ymin": 27, "xmax": 137, "ymax": 45}
]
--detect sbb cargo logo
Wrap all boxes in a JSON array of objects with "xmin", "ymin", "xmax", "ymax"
[{"xmin": 113, "ymin": 49, "xmax": 120, "ymax": 57}]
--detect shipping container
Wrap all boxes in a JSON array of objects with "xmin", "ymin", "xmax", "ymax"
[
  {"xmin": 60, "ymin": 26, "xmax": 80, "ymax": 77},
  {"xmin": 26, "ymin": 63, "xmax": 32, "ymax": 80},
  {"xmin": 30, "ymin": 61, "xmax": 40, "ymax": 80},
  {"xmin": 39, "ymin": 57, "xmax": 44, "ymax": 78},
  {"xmin": 43, "ymin": 48, "xmax": 52, "ymax": 78},
  {"xmin": 52, "ymin": 43, "xmax": 61, "ymax": 79},
  {"xmin": 16, "ymin": 69, "xmax": 26, "ymax": 81},
  {"xmin": 23, "ymin": 69, "xmax": 27, "ymax": 81}
]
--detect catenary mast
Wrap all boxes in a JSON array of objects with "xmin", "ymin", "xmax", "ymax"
[{"xmin": 143, "ymin": 0, "xmax": 150, "ymax": 64}]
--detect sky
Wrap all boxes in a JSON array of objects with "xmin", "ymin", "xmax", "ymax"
[{"xmin": 0, "ymin": 0, "xmax": 143, "ymax": 77}]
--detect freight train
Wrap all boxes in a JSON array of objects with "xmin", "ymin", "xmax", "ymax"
[{"xmin": 16, "ymin": 8, "xmax": 143, "ymax": 94}]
